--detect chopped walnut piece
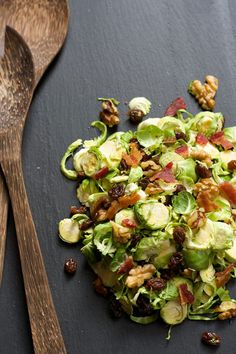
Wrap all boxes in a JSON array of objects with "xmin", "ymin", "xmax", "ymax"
[
  {"xmin": 214, "ymin": 301, "xmax": 236, "ymax": 320},
  {"xmin": 194, "ymin": 178, "xmax": 219, "ymax": 212},
  {"xmin": 189, "ymin": 75, "xmax": 219, "ymax": 111},
  {"xmin": 99, "ymin": 99, "xmax": 120, "ymax": 127},
  {"xmin": 187, "ymin": 209, "xmax": 206, "ymax": 229},
  {"xmin": 145, "ymin": 182, "xmax": 163, "ymax": 195},
  {"xmin": 125, "ymin": 264, "xmax": 156, "ymax": 288},
  {"xmin": 141, "ymin": 160, "xmax": 161, "ymax": 177},
  {"xmin": 111, "ymin": 221, "xmax": 132, "ymax": 244},
  {"xmin": 191, "ymin": 149, "xmax": 212, "ymax": 167}
]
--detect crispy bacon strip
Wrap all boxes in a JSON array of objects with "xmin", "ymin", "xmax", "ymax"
[
  {"xmin": 219, "ymin": 182, "xmax": 236, "ymax": 208},
  {"xmin": 196, "ymin": 133, "xmax": 208, "ymax": 146},
  {"xmin": 121, "ymin": 219, "xmax": 137, "ymax": 228},
  {"xmin": 215, "ymin": 264, "xmax": 235, "ymax": 288},
  {"xmin": 175, "ymin": 145, "xmax": 189, "ymax": 158},
  {"xmin": 164, "ymin": 97, "xmax": 187, "ymax": 116},
  {"xmin": 149, "ymin": 162, "xmax": 176, "ymax": 183},
  {"xmin": 122, "ymin": 142, "xmax": 143, "ymax": 167},
  {"xmin": 210, "ymin": 131, "xmax": 233, "ymax": 150}
]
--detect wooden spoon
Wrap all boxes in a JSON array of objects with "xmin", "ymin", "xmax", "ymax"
[
  {"xmin": 0, "ymin": 26, "xmax": 67, "ymax": 354},
  {"xmin": 0, "ymin": 0, "xmax": 69, "ymax": 285}
]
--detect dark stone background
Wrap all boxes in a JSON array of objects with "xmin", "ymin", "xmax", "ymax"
[{"xmin": 1, "ymin": 0, "xmax": 236, "ymax": 353}]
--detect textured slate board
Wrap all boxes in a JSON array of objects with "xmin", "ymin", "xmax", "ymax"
[{"xmin": 1, "ymin": 0, "xmax": 236, "ymax": 353}]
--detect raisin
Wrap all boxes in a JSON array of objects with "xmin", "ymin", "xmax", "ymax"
[
  {"xmin": 119, "ymin": 158, "xmax": 129, "ymax": 171},
  {"xmin": 159, "ymin": 268, "xmax": 176, "ymax": 280},
  {"xmin": 108, "ymin": 184, "xmax": 125, "ymax": 199},
  {"xmin": 109, "ymin": 294, "xmax": 123, "ymax": 318},
  {"xmin": 117, "ymin": 256, "xmax": 134, "ymax": 275},
  {"xmin": 201, "ymin": 332, "xmax": 221, "ymax": 346},
  {"xmin": 128, "ymin": 109, "xmax": 145, "ymax": 124},
  {"xmin": 79, "ymin": 219, "xmax": 94, "ymax": 231},
  {"xmin": 228, "ymin": 160, "xmax": 236, "ymax": 171},
  {"xmin": 164, "ymin": 195, "xmax": 172, "ymax": 206},
  {"xmin": 70, "ymin": 205, "xmax": 87, "ymax": 215},
  {"xmin": 136, "ymin": 295, "xmax": 153, "ymax": 316},
  {"xmin": 77, "ymin": 171, "xmax": 86, "ymax": 182},
  {"xmin": 64, "ymin": 258, "xmax": 77, "ymax": 274},
  {"xmin": 146, "ymin": 277, "xmax": 166, "ymax": 291},
  {"xmin": 93, "ymin": 277, "xmax": 108, "ymax": 297},
  {"xmin": 175, "ymin": 131, "xmax": 186, "ymax": 140},
  {"xmin": 174, "ymin": 184, "xmax": 186, "ymax": 194},
  {"xmin": 168, "ymin": 252, "xmax": 184, "ymax": 270},
  {"xmin": 93, "ymin": 166, "xmax": 109, "ymax": 180},
  {"xmin": 195, "ymin": 164, "xmax": 212, "ymax": 178},
  {"xmin": 141, "ymin": 152, "xmax": 152, "ymax": 162},
  {"xmin": 173, "ymin": 226, "xmax": 186, "ymax": 245},
  {"xmin": 130, "ymin": 234, "xmax": 142, "ymax": 247},
  {"xmin": 138, "ymin": 177, "xmax": 150, "ymax": 189},
  {"xmin": 152, "ymin": 154, "xmax": 161, "ymax": 164}
]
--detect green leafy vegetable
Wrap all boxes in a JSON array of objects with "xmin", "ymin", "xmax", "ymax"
[{"xmin": 172, "ymin": 191, "xmax": 196, "ymax": 215}]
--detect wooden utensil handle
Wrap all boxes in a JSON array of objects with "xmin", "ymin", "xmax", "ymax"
[
  {"xmin": 0, "ymin": 170, "xmax": 8, "ymax": 285},
  {"xmin": 1, "ymin": 158, "xmax": 67, "ymax": 354}
]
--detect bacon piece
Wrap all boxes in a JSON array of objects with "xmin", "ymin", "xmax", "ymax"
[
  {"xmin": 197, "ymin": 190, "xmax": 219, "ymax": 212},
  {"xmin": 149, "ymin": 162, "xmax": 176, "ymax": 183},
  {"xmin": 196, "ymin": 133, "xmax": 208, "ymax": 146},
  {"xmin": 164, "ymin": 97, "xmax": 187, "ymax": 116},
  {"xmin": 121, "ymin": 219, "xmax": 137, "ymax": 228},
  {"xmin": 122, "ymin": 142, "xmax": 143, "ymax": 167},
  {"xmin": 210, "ymin": 131, "xmax": 234, "ymax": 151},
  {"xmin": 219, "ymin": 182, "xmax": 236, "ymax": 207},
  {"xmin": 117, "ymin": 256, "xmax": 134, "ymax": 275},
  {"xmin": 179, "ymin": 284, "xmax": 194, "ymax": 305},
  {"xmin": 175, "ymin": 145, "xmax": 189, "ymax": 158},
  {"xmin": 215, "ymin": 263, "xmax": 235, "ymax": 288},
  {"xmin": 93, "ymin": 166, "xmax": 109, "ymax": 179}
]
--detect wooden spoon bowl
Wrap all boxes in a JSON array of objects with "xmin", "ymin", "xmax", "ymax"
[
  {"xmin": 0, "ymin": 0, "xmax": 69, "ymax": 285},
  {"xmin": 0, "ymin": 26, "xmax": 66, "ymax": 354},
  {"xmin": 2, "ymin": 0, "xmax": 69, "ymax": 84}
]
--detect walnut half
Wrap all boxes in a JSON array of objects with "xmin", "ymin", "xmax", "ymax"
[
  {"xmin": 189, "ymin": 75, "xmax": 219, "ymax": 111},
  {"xmin": 125, "ymin": 264, "xmax": 156, "ymax": 288}
]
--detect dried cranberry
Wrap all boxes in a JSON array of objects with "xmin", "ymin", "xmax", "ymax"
[
  {"xmin": 228, "ymin": 160, "xmax": 236, "ymax": 171},
  {"xmin": 173, "ymin": 226, "xmax": 186, "ymax": 245},
  {"xmin": 195, "ymin": 164, "xmax": 212, "ymax": 178},
  {"xmin": 64, "ymin": 258, "xmax": 77, "ymax": 274},
  {"xmin": 168, "ymin": 252, "xmax": 184, "ymax": 270},
  {"xmin": 138, "ymin": 177, "xmax": 150, "ymax": 189},
  {"xmin": 174, "ymin": 184, "xmax": 186, "ymax": 195},
  {"xmin": 136, "ymin": 295, "xmax": 153, "ymax": 316},
  {"xmin": 117, "ymin": 256, "xmax": 134, "ymax": 275},
  {"xmin": 70, "ymin": 205, "xmax": 87, "ymax": 215},
  {"xmin": 146, "ymin": 277, "xmax": 166, "ymax": 291},
  {"xmin": 201, "ymin": 332, "xmax": 221, "ymax": 346},
  {"xmin": 108, "ymin": 184, "xmax": 125, "ymax": 199},
  {"xmin": 79, "ymin": 219, "xmax": 94, "ymax": 231},
  {"xmin": 128, "ymin": 109, "xmax": 145, "ymax": 124},
  {"xmin": 93, "ymin": 166, "xmax": 109, "ymax": 180},
  {"xmin": 109, "ymin": 294, "xmax": 123, "ymax": 318},
  {"xmin": 175, "ymin": 131, "xmax": 187, "ymax": 140}
]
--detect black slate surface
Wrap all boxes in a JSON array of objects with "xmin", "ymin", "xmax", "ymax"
[{"xmin": 1, "ymin": 0, "xmax": 236, "ymax": 353}]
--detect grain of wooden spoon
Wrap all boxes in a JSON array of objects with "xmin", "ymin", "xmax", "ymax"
[
  {"xmin": 0, "ymin": 0, "xmax": 69, "ymax": 285},
  {"xmin": 0, "ymin": 26, "xmax": 67, "ymax": 354}
]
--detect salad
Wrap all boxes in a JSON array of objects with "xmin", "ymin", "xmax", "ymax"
[{"xmin": 59, "ymin": 97, "xmax": 236, "ymax": 330}]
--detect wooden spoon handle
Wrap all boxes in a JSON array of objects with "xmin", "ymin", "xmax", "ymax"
[
  {"xmin": 0, "ymin": 170, "xmax": 8, "ymax": 286},
  {"xmin": 1, "ymin": 158, "xmax": 67, "ymax": 354}
]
